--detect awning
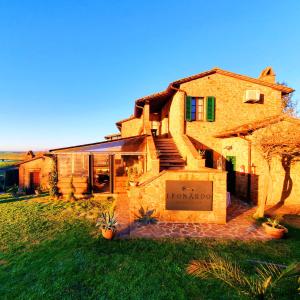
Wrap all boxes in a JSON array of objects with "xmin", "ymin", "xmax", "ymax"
[{"xmin": 50, "ymin": 135, "xmax": 147, "ymax": 155}]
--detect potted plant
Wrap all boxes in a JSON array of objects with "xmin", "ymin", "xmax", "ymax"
[
  {"xmin": 96, "ymin": 211, "xmax": 118, "ymax": 240},
  {"xmin": 35, "ymin": 185, "xmax": 43, "ymax": 196},
  {"xmin": 198, "ymin": 149, "xmax": 206, "ymax": 159},
  {"xmin": 262, "ymin": 216, "xmax": 288, "ymax": 239}
]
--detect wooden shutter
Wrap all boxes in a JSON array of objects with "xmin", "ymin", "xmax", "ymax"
[
  {"xmin": 206, "ymin": 96, "xmax": 215, "ymax": 122},
  {"xmin": 185, "ymin": 96, "xmax": 192, "ymax": 121}
]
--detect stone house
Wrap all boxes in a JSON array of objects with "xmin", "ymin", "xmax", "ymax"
[
  {"xmin": 18, "ymin": 155, "xmax": 53, "ymax": 193},
  {"xmin": 50, "ymin": 66, "xmax": 298, "ymax": 223}
]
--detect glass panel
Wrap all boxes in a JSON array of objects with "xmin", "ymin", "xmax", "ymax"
[
  {"xmin": 57, "ymin": 154, "xmax": 72, "ymax": 177},
  {"xmin": 191, "ymin": 97, "xmax": 196, "ymax": 121},
  {"xmin": 73, "ymin": 154, "xmax": 89, "ymax": 177},
  {"xmin": 114, "ymin": 154, "xmax": 145, "ymax": 192},
  {"xmin": 76, "ymin": 136, "xmax": 146, "ymax": 154},
  {"xmin": 93, "ymin": 154, "xmax": 110, "ymax": 193},
  {"xmin": 198, "ymin": 97, "xmax": 204, "ymax": 121},
  {"xmin": 57, "ymin": 154, "xmax": 88, "ymax": 177}
]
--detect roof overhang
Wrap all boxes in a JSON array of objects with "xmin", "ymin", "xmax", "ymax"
[{"xmin": 214, "ymin": 114, "xmax": 300, "ymax": 138}]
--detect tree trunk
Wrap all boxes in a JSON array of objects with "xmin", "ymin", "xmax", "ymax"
[{"xmin": 254, "ymin": 163, "xmax": 271, "ymax": 218}]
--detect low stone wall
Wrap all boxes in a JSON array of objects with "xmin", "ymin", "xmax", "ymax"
[
  {"xmin": 58, "ymin": 176, "xmax": 89, "ymax": 197},
  {"xmin": 129, "ymin": 168, "xmax": 227, "ymax": 224}
]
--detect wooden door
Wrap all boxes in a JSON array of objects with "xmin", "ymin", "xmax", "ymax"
[
  {"xmin": 205, "ymin": 150, "xmax": 214, "ymax": 168},
  {"xmin": 226, "ymin": 156, "xmax": 236, "ymax": 193},
  {"xmin": 92, "ymin": 155, "xmax": 111, "ymax": 193},
  {"xmin": 29, "ymin": 171, "xmax": 40, "ymax": 192}
]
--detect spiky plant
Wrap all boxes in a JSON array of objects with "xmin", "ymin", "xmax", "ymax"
[
  {"xmin": 134, "ymin": 206, "xmax": 158, "ymax": 225},
  {"xmin": 187, "ymin": 253, "xmax": 300, "ymax": 299},
  {"xmin": 96, "ymin": 211, "xmax": 118, "ymax": 231}
]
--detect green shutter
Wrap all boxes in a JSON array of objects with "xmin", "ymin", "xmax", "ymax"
[
  {"xmin": 206, "ymin": 96, "xmax": 215, "ymax": 122},
  {"xmin": 185, "ymin": 96, "xmax": 192, "ymax": 121}
]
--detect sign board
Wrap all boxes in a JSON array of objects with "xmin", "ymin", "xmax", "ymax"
[{"xmin": 166, "ymin": 180, "xmax": 213, "ymax": 211}]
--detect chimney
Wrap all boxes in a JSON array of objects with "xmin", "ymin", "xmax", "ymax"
[{"xmin": 258, "ymin": 66, "xmax": 276, "ymax": 83}]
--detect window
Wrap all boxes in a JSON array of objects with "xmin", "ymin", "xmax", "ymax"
[
  {"xmin": 191, "ymin": 98, "xmax": 197, "ymax": 121},
  {"xmin": 185, "ymin": 96, "xmax": 205, "ymax": 121},
  {"xmin": 197, "ymin": 97, "xmax": 204, "ymax": 121}
]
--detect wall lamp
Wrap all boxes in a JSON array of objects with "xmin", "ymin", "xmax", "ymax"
[{"xmin": 224, "ymin": 145, "xmax": 232, "ymax": 150}]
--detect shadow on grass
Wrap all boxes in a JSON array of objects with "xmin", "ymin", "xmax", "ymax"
[{"xmin": 0, "ymin": 193, "xmax": 49, "ymax": 204}]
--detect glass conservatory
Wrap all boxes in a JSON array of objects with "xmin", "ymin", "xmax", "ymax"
[{"xmin": 51, "ymin": 135, "xmax": 147, "ymax": 194}]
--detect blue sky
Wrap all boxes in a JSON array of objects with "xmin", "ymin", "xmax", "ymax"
[{"xmin": 0, "ymin": 0, "xmax": 299, "ymax": 151}]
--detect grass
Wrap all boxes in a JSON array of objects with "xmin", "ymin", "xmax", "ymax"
[
  {"xmin": 0, "ymin": 152, "xmax": 25, "ymax": 168},
  {"xmin": 0, "ymin": 193, "xmax": 299, "ymax": 299}
]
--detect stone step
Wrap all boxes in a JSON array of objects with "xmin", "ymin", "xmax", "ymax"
[
  {"xmin": 155, "ymin": 137, "xmax": 185, "ymax": 171},
  {"xmin": 160, "ymin": 166, "xmax": 184, "ymax": 170},
  {"xmin": 160, "ymin": 158, "xmax": 185, "ymax": 163},
  {"xmin": 155, "ymin": 142, "xmax": 176, "ymax": 145},
  {"xmin": 156, "ymin": 146, "xmax": 178, "ymax": 150},
  {"xmin": 160, "ymin": 163, "xmax": 185, "ymax": 167},
  {"xmin": 158, "ymin": 149, "xmax": 180, "ymax": 152},
  {"xmin": 158, "ymin": 155, "xmax": 183, "ymax": 159}
]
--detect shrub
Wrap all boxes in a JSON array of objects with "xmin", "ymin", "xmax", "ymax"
[
  {"xmin": 49, "ymin": 155, "xmax": 59, "ymax": 199},
  {"xmin": 7, "ymin": 184, "xmax": 18, "ymax": 198}
]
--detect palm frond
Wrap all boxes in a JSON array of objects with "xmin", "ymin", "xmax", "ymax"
[
  {"xmin": 187, "ymin": 253, "xmax": 251, "ymax": 297},
  {"xmin": 187, "ymin": 253, "xmax": 300, "ymax": 299}
]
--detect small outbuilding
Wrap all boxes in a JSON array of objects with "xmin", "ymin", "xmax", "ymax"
[{"xmin": 18, "ymin": 155, "xmax": 53, "ymax": 193}]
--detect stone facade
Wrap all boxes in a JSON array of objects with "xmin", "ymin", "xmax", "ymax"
[
  {"xmin": 129, "ymin": 169, "xmax": 227, "ymax": 224},
  {"xmin": 120, "ymin": 117, "xmax": 143, "ymax": 138},
  {"xmin": 115, "ymin": 67, "xmax": 298, "ymax": 212},
  {"xmin": 178, "ymin": 73, "xmax": 282, "ymax": 166}
]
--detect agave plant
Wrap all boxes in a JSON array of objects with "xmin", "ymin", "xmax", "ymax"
[
  {"xmin": 134, "ymin": 206, "xmax": 158, "ymax": 225},
  {"xmin": 96, "ymin": 211, "xmax": 118, "ymax": 231},
  {"xmin": 187, "ymin": 253, "xmax": 300, "ymax": 299},
  {"xmin": 265, "ymin": 216, "xmax": 285, "ymax": 229}
]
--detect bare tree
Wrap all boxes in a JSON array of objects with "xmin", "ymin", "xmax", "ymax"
[
  {"xmin": 278, "ymin": 82, "xmax": 298, "ymax": 116},
  {"xmin": 252, "ymin": 118, "xmax": 300, "ymax": 218}
]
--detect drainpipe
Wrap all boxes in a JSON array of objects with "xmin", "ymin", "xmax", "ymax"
[
  {"xmin": 136, "ymin": 102, "xmax": 148, "ymax": 134},
  {"xmin": 239, "ymin": 135, "xmax": 252, "ymax": 203},
  {"xmin": 170, "ymin": 83, "xmax": 187, "ymax": 96}
]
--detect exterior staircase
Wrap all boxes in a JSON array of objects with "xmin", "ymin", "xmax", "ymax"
[{"xmin": 154, "ymin": 137, "xmax": 185, "ymax": 171}]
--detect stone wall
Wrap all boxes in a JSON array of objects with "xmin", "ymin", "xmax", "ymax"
[
  {"xmin": 129, "ymin": 169, "xmax": 227, "ymax": 224},
  {"xmin": 178, "ymin": 73, "xmax": 282, "ymax": 163},
  {"xmin": 121, "ymin": 117, "xmax": 143, "ymax": 138},
  {"xmin": 57, "ymin": 176, "xmax": 89, "ymax": 197}
]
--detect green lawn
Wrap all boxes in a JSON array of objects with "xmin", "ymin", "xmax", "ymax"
[{"xmin": 0, "ymin": 193, "xmax": 299, "ymax": 300}]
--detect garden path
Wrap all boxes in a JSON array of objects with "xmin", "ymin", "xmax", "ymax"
[{"xmin": 115, "ymin": 195, "xmax": 296, "ymax": 240}]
